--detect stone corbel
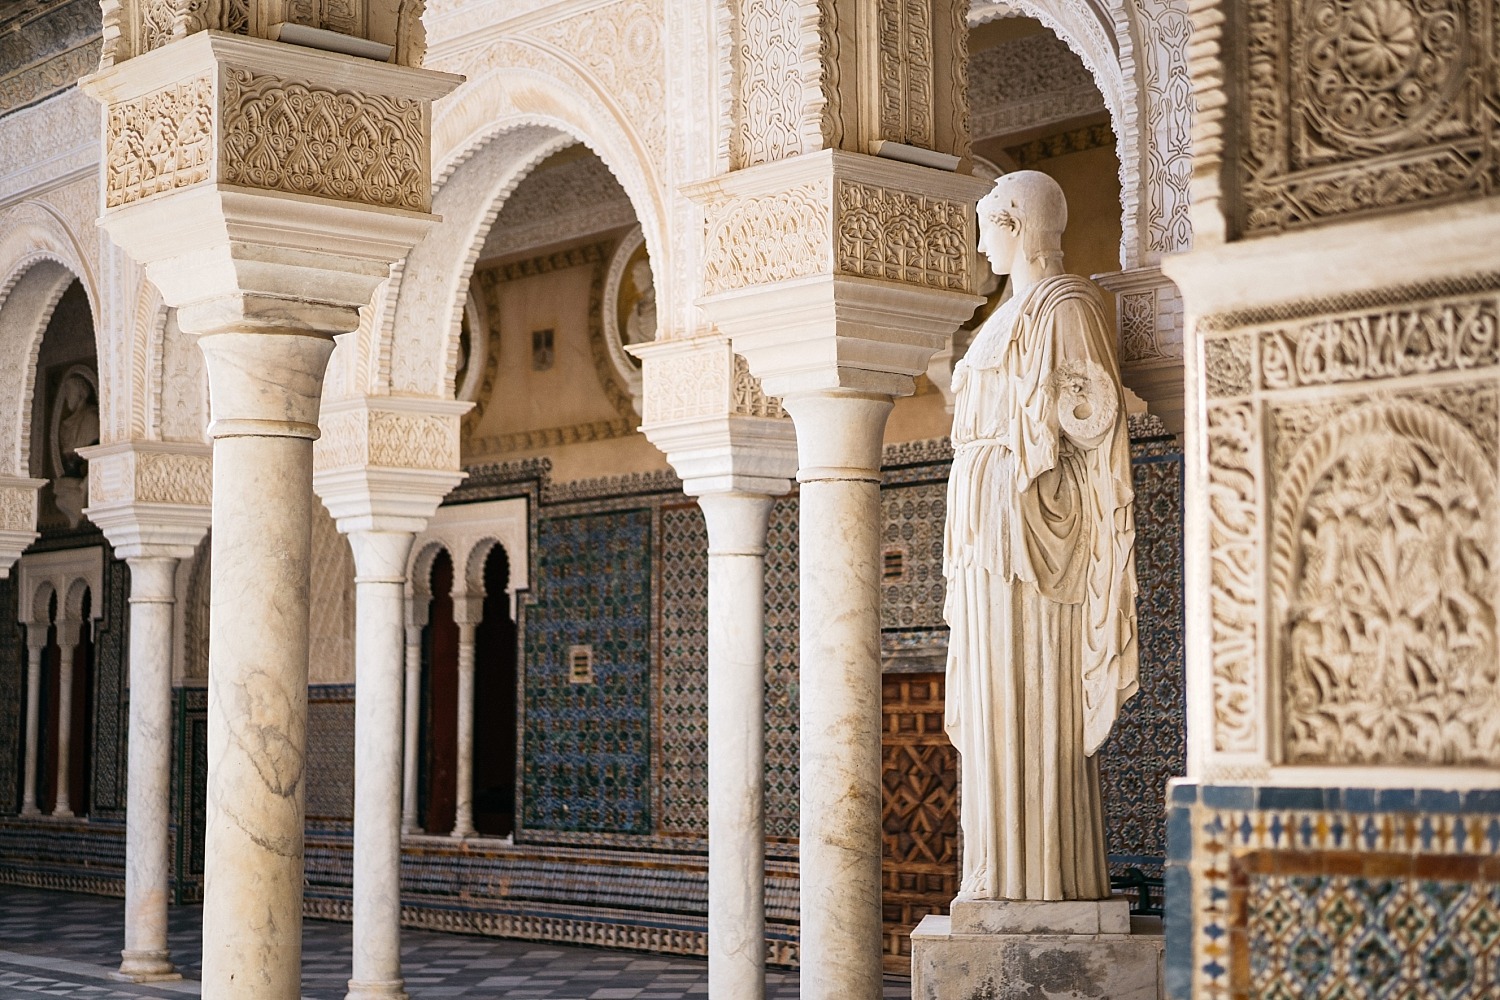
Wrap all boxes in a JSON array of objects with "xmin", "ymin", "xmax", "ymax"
[
  {"xmin": 79, "ymin": 442, "xmax": 212, "ymax": 559},
  {"xmin": 687, "ymin": 149, "xmax": 988, "ymax": 397},
  {"xmin": 633, "ymin": 334, "xmax": 798, "ymax": 497},
  {"xmin": 0, "ymin": 476, "xmax": 46, "ymax": 578},
  {"xmin": 1094, "ymin": 265, "xmax": 1186, "ymax": 435},
  {"xmin": 313, "ymin": 396, "xmax": 471, "ymax": 534}
]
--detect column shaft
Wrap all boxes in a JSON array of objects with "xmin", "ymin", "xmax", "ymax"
[
  {"xmin": 700, "ymin": 493, "xmax": 774, "ymax": 1000},
  {"xmin": 347, "ymin": 531, "xmax": 416, "ymax": 1000},
  {"xmin": 53, "ymin": 635, "xmax": 77, "ymax": 819},
  {"xmin": 21, "ymin": 638, "xmax": 44, "ymax": 816},
  {"xmin": 118, "ymin": 558, "xmax": 182, "ymax": 980},
  {"xmin": 451, "ymin": 622, "xmax": 476, "ymax": 839},
  {"xmin": 783, "ymin": 391, "xmax": 893, "ymax": 1000},
  {"xmin": 401, "ymin": 620, "xmax": 422, "ymax": 835},
  {"xmin": 200, "ymin": 331, "xmax": 333, "ymax": 1000}
]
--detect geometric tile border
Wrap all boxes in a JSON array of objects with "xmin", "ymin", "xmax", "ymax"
[{"xmin": 1168, "ymin": 783, "xmax": 1500, "ymax": 1000}]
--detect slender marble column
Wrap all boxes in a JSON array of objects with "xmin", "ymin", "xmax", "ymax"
[
  {"xmin": 53, "ymin": 625, "xmax": 79, "ymax": 819},
  {"xmin": 199, "ymin": 330, "xmax": 334, "ymax": 1000},
  {"xmin": 20, "ymin": 630, "xmax": 46, "ymax": 817},
  {"xmin": 699, "ymin": 492, "xmax": 774, "ymax": 1000},
  {"xmin": 400, "ymin": 602, "xmax": 425, "ymax": 836},
  {"xmin": 347, "ymin": 530, "xmax": 416, "ymax": 1000},
  {"xmin": 450, "ymin": 617, "xmax": 477, "ymax": 839},
  {"xmin": 781, "ymin": 390, "xmax": 893, "ymax": 1000},
  {"xmin": 118, "ymin": 557, "xmax": 183, "ymax": 981}
]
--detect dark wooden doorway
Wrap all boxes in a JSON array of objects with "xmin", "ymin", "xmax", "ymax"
[
  {"xmin": 471, "ymin": 545, "xmax": 518, "ymax": 837},
  {"xmin": 881, "ymin": 671, "xmax": 959, "ymax": 975},
  {"xmin": 419, "ymin": 551, "xmax": 459, "ymax": 835}
]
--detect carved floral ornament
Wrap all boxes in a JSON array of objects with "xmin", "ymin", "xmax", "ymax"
[
  {"xmin": 1198, "ymin": 283, "xmax": 1500, "ymax": 770},
  {"xmin": 1232, "ymin": 0, "xmax": 1498, "ymax": 235},
  {"xmin": 89, "ymin": 33, "xmax": 451, "ymax": 214}
]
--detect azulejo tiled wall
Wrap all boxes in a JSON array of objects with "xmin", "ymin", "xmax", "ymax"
[
  {"xmin": 522, "ymin": 507, "xmax": 654, "ymax": 836},
  {"xmin": 1167, "ymin": 783, "xmax": 1500, "ymax": 1000}
]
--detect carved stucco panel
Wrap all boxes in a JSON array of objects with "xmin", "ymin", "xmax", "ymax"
[
  {"xmin": 135, "ymin": 450, "xmax": 212, "ymax": 505},
  {"xmin": 104, "ymin": 71, "xmax": 215, "ymax": 209},
  {"xmin": 731, "ymin": 0, "xmax": 827, "ymax": 168},
  {"xmin": 643, "ymin": 348, "xmax": 730, "ymax": 425},
  {"xmin": 1270, "ymin": 395, "xmax": 1500, "ymax": 766},
  {"xmin": 0, "ymin": 88, "xmax": 99, "ymax": 203},
  {"xmin": 1238, "ymin": 0, "xmax": 1499, "ymax": 235},
  {"xmin": 0, "ymin": 485, "xmax": 38, "ymax": 532},
  {"xmin": 702, "ymin": 179, "xmax": 832, "ymax": 295},
  {"xmin": 834, "ymin": 179, "xmax": 971, "ymax": 291},
  {"xmin": 1205, "ymin": 398, "xmax": 1261, "ymax": 755}
]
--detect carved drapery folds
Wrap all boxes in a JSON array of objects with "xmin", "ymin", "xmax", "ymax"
[
  {"xmin": 1193, "ymin": 0, "xmax": 1499, "ymax": 240},
  {"xmin": 102, "ymin": 39, "xmax": 431, "ymax": 213},
  {"xmin": 1198, "ymin": 279, "xmax": 1500, "ymax": 772},
  {"xmin": 99, "ymin": 0, "xmax": 427, "ymax": 69}
]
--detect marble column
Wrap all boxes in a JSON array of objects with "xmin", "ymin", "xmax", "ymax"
[
  {"xmin": 782, "ymin": 391, "xmax": 893, "ymax": 1000},
  {"xmin": 347, "ymin": 530, "xmax": 416, "ymax": 1000},
  {"xmin": 199, "ymin": 331, "xmax": 334, "ymax": 1000},
  {"xmin": 52, "ymin": 623, "xmax": 79, "ymax": 819},
  {"xmin": 400, "ymin": 601, "xmax": 426, "ymax": 835},
  {"xmin": 20, "ymin": 628, "xmax": 46, "ymax": 817},
  {"xmin": 118, "ymin": 557, "xmax": 183, "ymax": 981},
  {"xmin": 700, "ymin": 491, "xmax": 775, "ymax": 1000},
  {"xmin": 450, "ymin": 612, "xmax": 478, "ymax": 839}
]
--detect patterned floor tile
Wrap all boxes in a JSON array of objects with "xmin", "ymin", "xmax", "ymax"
[{"xmin": 0, "ymin": 886, "xmax": 909, "ymax": 998}]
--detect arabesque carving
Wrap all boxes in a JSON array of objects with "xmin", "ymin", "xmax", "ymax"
[
  {"xmin": 1205, "ymin": 400, "xmax": 1259, "ymax": 754},
  {"xmin": 835, "ymin": 180, "xmax": 969, "ymax": 291},
  {"xmin": 1272, "ymin": 398, "xmax": 1500, "ymax": 765},
  {"xmin": 643, "ymin": 349, "xmax": 729, "ymax": 425},
  {"xmin": 875, "ymin": 0, "xmax": 933, "ymax": 148},
  {"xmin": 104, "ymin": 72, "xmax": 214, "ymax": 208},
  {"xmin": 703, "ymin": 180, "xmax": 832, "ymax": 295},
  {"xmin": 135, "ymin": 451, "xmax": 212, "ymax": 505},
  {"xmin": 221, "ymin": 68, "xmax": 427, "ymax": 211},
  {"xmin": 731, "ymin": 0, "xmax": 826, "ymax": 168},
  {"xmin": 1238, "ymin": 0, "xmax": 1498, "ymax": 235},
  {"xmin": 0, "ymin": 486, "xmax": 37, "ymax": 532},
  {"xmin": 731, "ymin": 354, "xmax": 783, "ymax": 418},
  {"xmin": 1203, "ymin": 334, "xmax": 1253, "ymax": 398}
]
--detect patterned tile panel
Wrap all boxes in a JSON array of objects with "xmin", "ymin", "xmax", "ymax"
[
  {"xmin": 89, "ymin": 549, "xmax": 127, "ymax": 818},
  {"xmin": 522, "ymin": 509, "xmax": 654, "ymax": 835},
  {"xmin": 656, "ymin": 504, "xmax": 708, "ymax": 837},
  {"xmin": 762, "ymin": 495, "xmax": 801, "ymax": 842},
  {"xmin": 0, "ymin": 575, "xmax": 21, "ymax": 814},
  {"xmin": 171, "ymin": 685, "xmax": 207, "ymax": 903},
  {"xmin": 1168, "ymin": 784, "xmax": 1500, "ymax": 1000},
  {"xmin": 305, "ymin": 685, "xmax": 355, "ymax": 824}
]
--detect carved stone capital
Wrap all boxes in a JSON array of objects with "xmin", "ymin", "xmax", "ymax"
[
  {"xmin": 81, "ymin": 31, "xmax": 461, "ymax": 338},
  {"xmin": 313, "ymin": 396, "xmax": 470, "ymax": 535},
  {"xmin": 77, "ymin": 442, "xmax": 212, "ymax": 560},
  {"xmin": 634, "ymin": 336, "xmax": 798, "ymax": 498},
  {"xmin": 687, "ymin": 150, "xmax": 987, "ymax": 398},
  {"xmin": 0, "ymin": 476, "xmax": 46, "ymax": 580}
]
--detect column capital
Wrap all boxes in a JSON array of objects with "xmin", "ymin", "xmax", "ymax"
[
  {"xmin": 634, "ymin": 335, "xmax": 798, "ymax": 498},
  {"xmin": 77, "ymin": 442, "xmax": 211, "ymax": 561},
  {"xmin": 684, "ymin": 150, "xmax": 987, "ymax": 398},
  {"xmin": 314, "ymin": 395, "xmax": 470, "ymax": 536},
  {"xmin": 0, "ymin": 476, "xmax": 45, "ymax": 579},
  {"xmin": 81, "ymin": 31, "xmax": 461, "ymax": 340}
]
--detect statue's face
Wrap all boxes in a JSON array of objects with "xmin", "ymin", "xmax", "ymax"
[
  {"xmin": 977, "ymin": 198, "xmax": 1020, "ymax": 276},
  {"xmin": 61, "ymin": 377, "xmax": 89, "ymax": 410}
]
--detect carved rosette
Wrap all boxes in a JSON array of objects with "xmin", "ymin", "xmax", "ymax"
[
  {"xmin": 1210, "ymin": 0, "xmax": 1500, "ymax": 237},
  {"xmin": 95, "ymin": 33, "xmax": 437, "ymax": 213},
  {"xmin": 1198, "ymin": 279, "xmax": 1500, "ymax": 774}
]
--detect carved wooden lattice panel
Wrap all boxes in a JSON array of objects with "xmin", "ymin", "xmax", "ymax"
[{"xmin": 881, "ymin": 672, "xmax": 958, "ymax": 975}]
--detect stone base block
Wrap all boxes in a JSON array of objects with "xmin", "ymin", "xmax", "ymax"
[{"xmin": 911, "ymin": 899, "xmax": 1163, "ymax": 1000}]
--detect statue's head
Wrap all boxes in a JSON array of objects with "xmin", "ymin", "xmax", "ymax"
[
  {"xmin": 631, "ymin": 258, "xmax": 654, "ymax": 295},
  {"xmin": 976, "ymin": 170, "xmax": 1067, "ymax": 276}
]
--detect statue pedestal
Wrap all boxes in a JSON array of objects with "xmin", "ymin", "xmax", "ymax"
[{"xmin": 910, "ymin": 897, "xmax": 1163, "ymax": 1000}]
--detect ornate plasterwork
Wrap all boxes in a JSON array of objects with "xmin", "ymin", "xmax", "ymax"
[
  {"xmin": 0, "ymin": 0, "xmax": 100, "ymax": 116},
  {"xmin": 479, "ymin": 154, "xmax": 635, "ymax": 260},
  {"xmin": 0, "ymin": 482, "xmax": 39, "ymax": 532},
  {"xmin": 875, "ymin": 0, "xmax": 935, "ymax": 148},
  {"xmin": 104, "ymin": 72, "xmax": 214, "ymax": 209},
  {"xmin": 1236, "ymin": 0, "xmax": 1498, "ymax": 236},
  {"xmin": 1199, "ymin": 279, "xmax": 1500, "ymax": 770},
  {"xmin": 967, "ymin": 31, "xmax": 1104, "ymax": 140},
  {"xmin": 702, "ymin": 179, "xmax": 832, "ymax": 296},
  {"xmin": 835, "ymin": 180, "xmax": 969, "ymax": 290},
  {"xmin": 221, "ymin": 69, "xmax": 428, "ymax": 211},
  {"xmin": 0, "ymin": 88, "xmax": 99, "ymax": 204},
  {"xmin": 314, "ymin": 408, "xmax": 462, "ymax": 473},
  {"xmin": 730, "ymin": 0, "xmax": 827, "ymax": 168},
  {"xmin": 87, "ymin": 446, "xmax": 212, "ymax": 507},
  {"xmin": 732, "ymin": 353, "xmax": 783, "ymax": 417}
]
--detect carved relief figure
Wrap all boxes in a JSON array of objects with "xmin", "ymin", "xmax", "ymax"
[
  {"xmin": 51, "ymin": 370, "xmax": 100, "ymax": 528},
  {"xmin": 943, "ymin": 171, "xmax": 1139, "ymax": 901}
]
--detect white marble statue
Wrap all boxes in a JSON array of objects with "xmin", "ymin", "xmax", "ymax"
[
  {"xmin": 943, "ymin": 170, "xmax": 1139, "ymax": 901},
  {"xmin": 624, "ymin": 257, "xmax": 657, "ymax": 345}
]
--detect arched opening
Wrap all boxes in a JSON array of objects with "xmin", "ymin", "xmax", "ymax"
[
  {"xmin": 419, "ymin": 549, "xmax": 460, "ymax": 835},
  {"xmin": 471, "ymin": 544, "xmax": 518, "ymax": 838}
]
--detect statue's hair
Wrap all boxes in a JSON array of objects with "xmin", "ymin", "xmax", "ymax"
[{"xmin": 978, "ymin": 171, "xmax": 1067, "ymax": 267}]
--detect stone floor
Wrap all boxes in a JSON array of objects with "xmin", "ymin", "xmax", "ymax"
[{"xmin": 0, "ymin": 886, "xmax": 911, "ymax": 999}]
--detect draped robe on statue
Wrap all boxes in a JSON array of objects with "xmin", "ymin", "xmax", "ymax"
[{"xmin": 943, "ymin": 273, "xmax": 1139, "ymax": 901}]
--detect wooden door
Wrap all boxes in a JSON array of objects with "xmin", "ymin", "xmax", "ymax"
[{"xmin": 881, "ymin": 672, "xmax": 959, "ymax": 975}]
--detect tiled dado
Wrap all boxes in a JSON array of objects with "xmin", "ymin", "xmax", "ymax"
[{"xmin": 1167, "ymin": 784, "xmax": 1500, "ymax": 1000}]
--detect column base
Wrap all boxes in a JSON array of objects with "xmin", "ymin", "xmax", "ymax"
[
  {"xmin": 449, "ymin": 828, "xmax": 474, "ymax": 840},
  {"xmin": 910, "ymin": 898, "xmax": 1163, "ymax": 1000},
  {"xmin": 346, "ymin": 978, "xmax": 409, "ymax": 1000},
  {"xmin": 51, "ymin": 808, "xmax": 74, "ymax": 819},
  {"xmin": 19, "ymin": 805, "xmax": 39, "ymax": 817},
  {"xmin": 113, "ymin": 950, "xmax": 181, "ymax": 982}
]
